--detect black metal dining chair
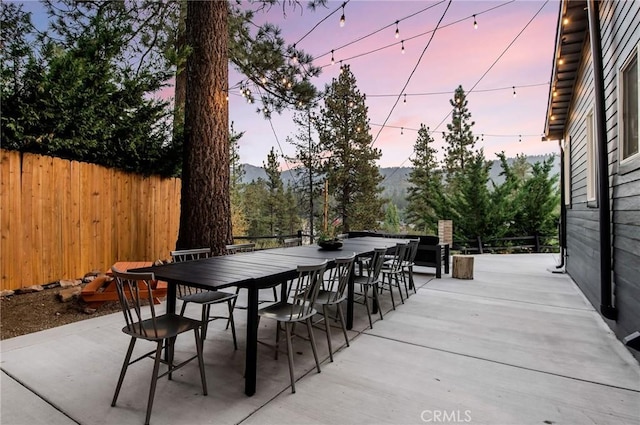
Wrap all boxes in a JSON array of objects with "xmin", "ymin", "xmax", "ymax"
[
  {"xmin": 170, "ymin": 248, "xmax": 238, "ymax": 350},
  {"xmin": 110, "ymin": 266, "xmax": 207, "ymax": 425},
  {"xmin": 258, "ymin": 260, "xmax": 327, "ymax": 393},
  {"xmin": 380, "ymin": 242, "xmax": 409, "ymax": 310},
  {"xmin": 313, "ymin": 253, "xmax": 355, "ymax": 362},
  {"xmin": 353, "ymin": 248, "xmax": 387, "ymax": 329}
]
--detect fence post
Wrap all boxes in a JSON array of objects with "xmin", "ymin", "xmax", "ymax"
[
  {"xmin": 477, "ymin": 236, "xmax": 483, "ymax": 254},
  {"xmin": 534, "ymin": 232, "xmax": 540, "ymax": 253}
]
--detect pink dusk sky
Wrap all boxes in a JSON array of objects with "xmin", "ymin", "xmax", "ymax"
[
  {"xmin": 19, "ymin": 0, "xmax": 561, "ymax": 168},
  {"xmin": 229, "ymin": 0, "xmax": 561, "ymax": 168}
]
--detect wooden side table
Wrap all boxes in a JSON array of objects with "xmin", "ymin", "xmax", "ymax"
[{"xmin": 452, "ymin": 255, "xmax": 474, "ymax": 279}]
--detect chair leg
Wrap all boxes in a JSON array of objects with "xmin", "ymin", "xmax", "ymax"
[
  {"xmin": 285, "ymin": 322, "xmax": 296, "ymax": 393},
  {"xmin": 386, "ymin": 274, "xmax": 397, "ymax": 310},
  {"xmin": 275, "ymin": 321, "xmax": 280, "ymax": 360},
  {"xmin": 112, "ymin": 337, "xmax": 137, "ymax": 407},
  {"xmin": 336, "ymin": 302, "xmax": 350, "ymax": 347},
  {"xmin": 372, "ymin": 283, "xmax": 384, "ymax": 321},
  {"xmin": 396, "ymin": 274, "xmax": 405, "ymax": 304},
  {"xmin": 194, "ymin": 328, "xmax": 208, "ymax": 396},
  {"xmin": 226, "ymin": 299, "xmax": 238, "ymax": 350},
  {"xmin": 306, "ymin": 318, "xmax": 321, "ymax": 373},
  {"xmin": 362, "ymin": 285, "xmax": 373, "ymax": 329},
  {"xmin": 272, "ymin": 286, "xmax": 278, "ymax": 302},
  {"xmin": 144, "ymin": 341, "xmax": 164, "ymax": 425},
  {"xmin": 227, "ymin": 287, "xmax": 241, "ymax": 329},
  {"xmin": 322, "ymin": 304, "xmax": 333, "ymax": 362},
  {"xmin": 167, "ymin": 336, "xmax": 175, "ymax": 381},
  {"xmin": 410, "ymin": 266, "xmax": 417, "ymax": 294},
  {"xmin": 201, "ymin": 305, "xmax": 211, "ymax": 341}
]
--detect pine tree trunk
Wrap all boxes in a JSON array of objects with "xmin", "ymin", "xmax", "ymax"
[{"xmin": 177, "ymin": 1, "xmax": 231, "ymax": 255}]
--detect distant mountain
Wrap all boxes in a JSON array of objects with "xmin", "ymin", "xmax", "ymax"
[{"xmin": 240, "ymin": 154, "xmax": 560, "ymax": 209}]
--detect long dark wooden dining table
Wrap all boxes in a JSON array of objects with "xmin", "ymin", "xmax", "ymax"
[{"xmin": 132, "ymin": 236, "xmax": 406, "ymax": 397}]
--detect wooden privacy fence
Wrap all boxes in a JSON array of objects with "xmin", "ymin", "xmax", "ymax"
[{"xmin": 0, "ymin": 150, "xmax": 181, "ymax": 291}]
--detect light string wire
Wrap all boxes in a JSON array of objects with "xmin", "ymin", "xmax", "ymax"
[
  {"xmin": 316, "ymin": 1, "xmax": 515, "ymax": 68},
  {"xmin": 380, "ymin": 0, "xmax": 551, "ymax": 183},
  {"xmin": 370, "ymin": 0, "xmax": 453, "ymax": 148}
]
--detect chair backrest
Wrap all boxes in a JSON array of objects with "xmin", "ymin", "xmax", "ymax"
[
  {"xmin": 365, "ymin": 248, "xmax": 388, "ymax": 284},
  {"xmin": 170, "ymin": 247, "xmax": 211, "ymax": 262},
  {"xmin": 406, "ymin": 239, "xmax": 420, "ymax": 263},
  {"xmin": 286, "ymin": 260, "xmax": 327, "ymax": 320},
  {"xmin": 323, "ymin": 253, "xmax": 356, "ymax": 303},
  {"xmin": 226, "ymin": 243, "xmax": 256, "ymax": 254},
  {"xmin": 283, "ymin": 237, "xmax": 302, "ymax": 247},
  {"xmin": 111, "ymin": 266, "xmax": 162, "ymax": 338},
  {"xmin": 388, "ymin": 243, "xmax": 408, "ymax": 272}
]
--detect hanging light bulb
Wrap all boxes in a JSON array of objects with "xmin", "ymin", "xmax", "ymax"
[
  {"xmin": 287, "ymin": 81, "xmax": 292, "ymax": 89},
  {"xmin": 261, "ymin": 75, "xmax": 267, "ymax": 84},
  {"xmin": 282, "ymin": 76, "xmax": 287, "ymax": 84},
  {"xmin": 473, "ymin": 14, "xmax": 478, "ymax": 29},
  {"xmin": 340, "ymin": 61, "xmax": 344, "ymax": 73},
  {"xmin": 401, "ymin": 127, "xmax": 404, "ymax": 135},
  {"xmin": 401, "ymin": 40, "xmax": 405, "ymax": 54},
  {"xmin": 339, "ymin": 4, "xmax": 345, "ymax": 27},
  {"xmin": 403, "ymin": 93, "xmax": 407, "ymax": 103},
  {"xmin": 291, "ymin": 44, "xmax": 297, "ymax": 63},
  {"xmin": 512, "ymin": 86, "xmax": 517, "ymax": 98},
  {"xmin": 519, "ymin": 134, "xmax": 522, "ymax": 143},
  {"xmin": 558, "ymin": 57, "xmax": 564, "ymax": 65},
  {"xmin": 395, "ymin": 21, "xmax": 400, "ymax": 39},
  {"xmin": 330, "ymin": 50, "xmax": 335, "ymax": 65}
]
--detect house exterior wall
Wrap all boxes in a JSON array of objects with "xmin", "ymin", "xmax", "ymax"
[{"xmin": 564, "ymin": 0, "xmax": 640, "ymax": 358}]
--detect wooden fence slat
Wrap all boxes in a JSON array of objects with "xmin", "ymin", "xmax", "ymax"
[{"xmin": 1, "ymin": 149, "xmax": 183, "ymax": 290}]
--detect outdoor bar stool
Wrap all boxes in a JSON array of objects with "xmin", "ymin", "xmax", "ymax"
[
  {"xmin": 170, "ymin": 248, "xmax": 238, "ymax": 350},
  {"xmin": 312, "ymin": 253, "xmax": 355, "ymax": 362},
  {"xmin": 110, "ymin": 267, "xmax": 207, "ymax": 425},
  {"xmin": 258, "ymin": 260, "xmax": 327, "ymax": 393},
  {"xmin": 380, "ymin": 242, "xmax": 409, "ymax": 310},
  {"xmin": 353, "ymin": 248, "xmax": 387, "ymax": 329}
]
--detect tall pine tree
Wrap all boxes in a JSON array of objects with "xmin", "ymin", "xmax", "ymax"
[
  {"xmin": 315, "ymin": 64, "xmax": 384, "ymax": 232},
  {"xmin": 443, "ymin": 85, "xmax": 477, "ymax": 177},
  {"xmin": 406, "ymin": 124, "xmax": 446, "ymax": 234}
]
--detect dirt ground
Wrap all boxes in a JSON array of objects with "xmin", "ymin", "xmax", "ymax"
[{"xmin": 0, "ymin": 286, "xmax": 122, "ymax": 340}]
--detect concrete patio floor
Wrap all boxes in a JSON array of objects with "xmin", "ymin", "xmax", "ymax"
[{"xmin": 2, "ymin": 253, "xmax": 639, "ymax": 425}]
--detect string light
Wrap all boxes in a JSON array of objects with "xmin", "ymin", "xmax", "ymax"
[
  {"xmin": 395, "ymin": 21, "xmax": 400, "ymax": 39},
  {"xmin": 401, "ymin": 40, "xmax": 405, "ymax": 54},
  {"xmin": 512, "ymin": 86, "xmax": 516, "ymax": 98},
  {"xmin": 558, "ymin": 57, "xmax": 564, "ymax": 65},
  {"xmin": 331, "ymin": 50, "xmax": 335, "ymax": 65},
  {"xmin": 473, "ymin": 14, "xmax": 478, "ymax": 29},
  {"xmin": 339, "ymin": 3, "xmax": 345, "ymax": 27},
  {"xmin": 291, "ymin": 44, "xmax": 298, "ymax": 63},
  {"xmin": 563, "ymin": 16, "xmax": 569, "ymax": 26},
  {"xmin": 340, "ymin": 60, "xmax": 344, "ymax": 73},
  {"xmin": 403, "ymin": 93, "xmax": 407, "ymax": 103},
  {"xmin": 519, "ymin": 134, "xmax": 522, "ymax": 142},
  {"xmin": 260, "ymin": 75, "xmax": 266, "ymax": 84}
]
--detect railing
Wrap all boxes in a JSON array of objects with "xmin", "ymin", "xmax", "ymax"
[
  {"xmin": 232, "ymin": 230, "xmax": 305, "ymax": 250},
  {"xmin": 454, "ymin": 234, "xmax": 559, "ymax": 254}
]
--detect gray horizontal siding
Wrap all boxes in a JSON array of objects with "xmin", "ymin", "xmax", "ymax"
[{"xmin": 564, "ymin": 0, "xmax": 640, "ymax": 357}]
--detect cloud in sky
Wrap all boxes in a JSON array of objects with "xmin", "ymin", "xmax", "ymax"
[{"xmin": 230, "ymin": 0, "xmax": 561, "ymax": 168}]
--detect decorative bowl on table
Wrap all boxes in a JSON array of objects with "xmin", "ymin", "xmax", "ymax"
[{"xmin": 317, "ymin": 239, "xmax": 343, "ymax": 250}]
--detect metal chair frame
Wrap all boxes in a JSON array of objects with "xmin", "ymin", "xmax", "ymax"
[
  {"xmin": 353, "ymin": 248, "xmax": 387, "ymax": 329},
  {"xmin": 380, "ymin": 243, "xmax": 409, "ymax": 310},
  {"xmin": 170, "ymin": 248, "xmax": 238, "ymax": 350},
  {"xmin": 110, "ymin": 267, "xmax": 207, "ymax": 425},
  {"xmin": 258, "ymin": 260, "xmax": 327, "ymax": 393},
  {"xmin": 312, "ymin": 253, "xmax": 355, "ymax": 362}
]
